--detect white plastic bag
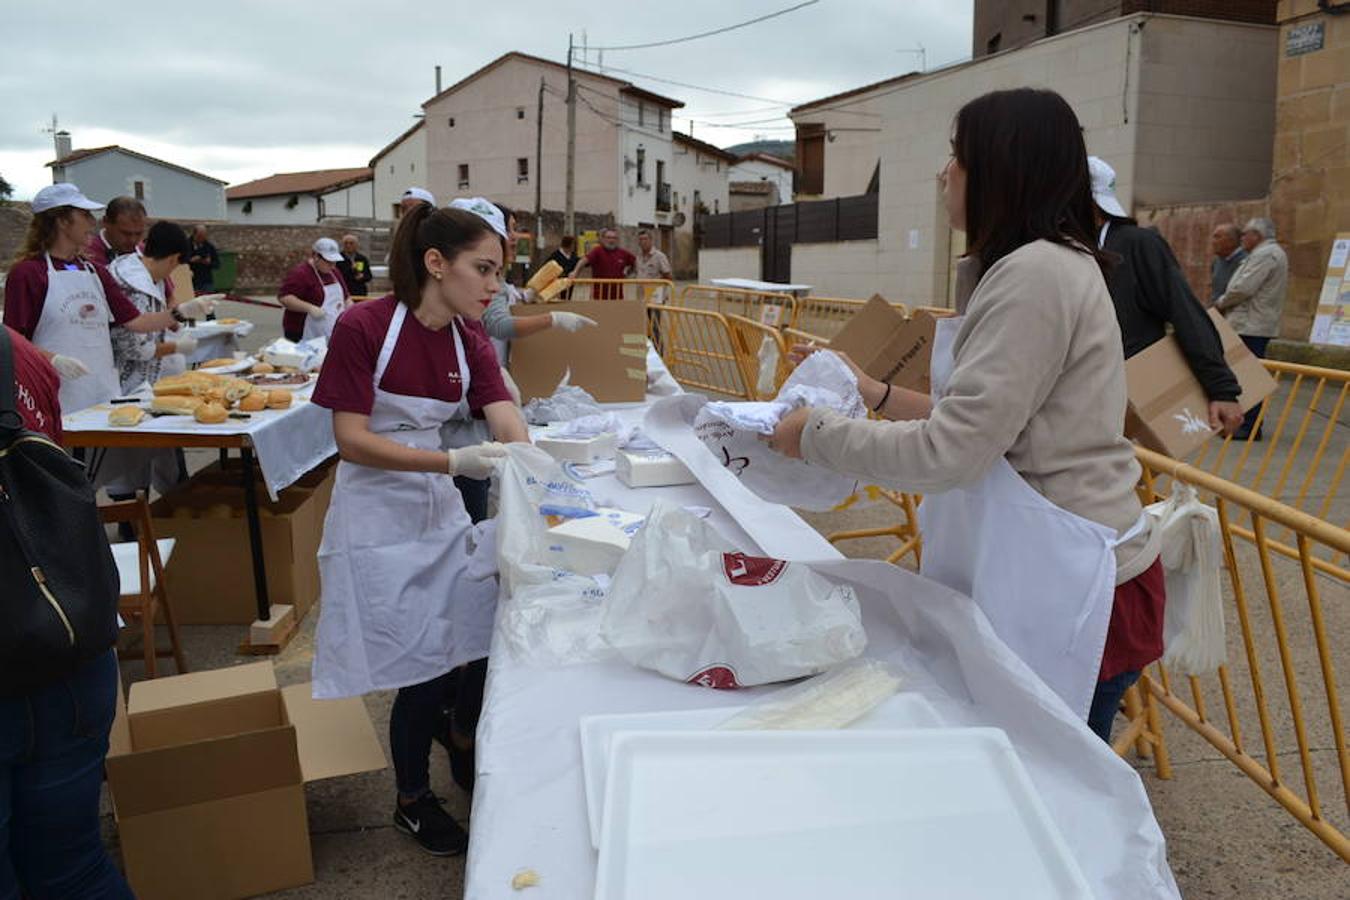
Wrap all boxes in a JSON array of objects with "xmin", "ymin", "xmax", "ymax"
[
  {"xmin": 601, "ymin": 501, "xmax": 866, "ymax": 688},
  {"xmin": 494, "ymin": 444, "xmax": 618, "ymax": 665},
  {"xmin": 1146, "ymin": 484, "xmax": 1226, "ymax": 675},
  {"xmin": 694, "ymin": 351, "xmax": 865, "ymax": 510},
  {"xmin": 521, "ymin": 371, "xmax": 605, "ymax": 424}
]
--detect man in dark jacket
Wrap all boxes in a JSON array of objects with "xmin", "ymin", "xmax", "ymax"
[
  {"xmin": 1089, "ymin": 157, "xmax": 1244, "ymax": 438},
  {"xmin": 337, "ymin": 234, "xmax": 373, "ymax": 297}
]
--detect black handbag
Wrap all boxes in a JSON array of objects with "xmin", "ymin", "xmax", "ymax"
[{"xmin": 0, "ymin": 328, "xmax": 120, "ymax": 696}]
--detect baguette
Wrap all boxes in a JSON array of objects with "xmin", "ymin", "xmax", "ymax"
[
  {"xmin": 108, "ymin": 406, "xmax": 146, "ymax": 427},
  {"xmin": 150, "ymin": 396, "xmax": 204, "ymax": 415},
  {"xmin": 524, "ymin": 259, "xmax": 563, "ymax": 293},
  {"xmin": 201, "ymin": 357, "xmax": 238, "ymax": 369},
  {"xmin": 537, "ymin": 277, "xmax": 572, "ymax": 302}
]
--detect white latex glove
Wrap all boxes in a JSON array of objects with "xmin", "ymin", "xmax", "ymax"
[
  {"xmin": 51, "ymin": 354, "xmax": 91, "ymax": 379},
  {"xmin": 551, "ymin": 311, "xmax": 599, "ymax": 333},
  {"xmin": 500, "ymin": 367, "xmax": 522, "ymax": 406},
  {"xmin": 174, "ymin": 334, "xmax": 199, "ymax": 356},
  {"xmin": 176, "ymin": 297, "xmax": 215, "ymax": 319},
  {"xmin": 307, "ymin": 303, "xmax": 327, "ymax": 320},
  {"xmin": 447, "ymin": 442, "xmax": 508, "ymax": 480}
]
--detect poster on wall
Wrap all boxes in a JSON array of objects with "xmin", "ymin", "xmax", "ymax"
[{"xmin": 1310, "ymin": 233, "xmax": 1350, "ymax": 347}]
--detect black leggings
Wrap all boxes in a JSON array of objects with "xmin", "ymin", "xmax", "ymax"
[{"xmin": 389, "ymin": 658, "xmax": 488, "ymax": 797}]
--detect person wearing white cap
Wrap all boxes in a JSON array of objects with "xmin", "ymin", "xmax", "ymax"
[
  {"xmin": 277, "ymin": 237, "xmax": 351, "ymax": 342},
  {"xmin": 2, "ymin": 183, "xmax": 215, "ymax": 413},
  {"xmin": 400, "ymin": 186, "xmax": 436, "ymax": 214},
  {"xmin": 1088, "ymin": 156, "xmax": 1244, "ymax": 437}
]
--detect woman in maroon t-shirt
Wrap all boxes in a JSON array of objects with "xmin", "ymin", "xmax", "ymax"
[{"xmin": 310, "ymin": 203, "xmax": 527, "ymax": 856}]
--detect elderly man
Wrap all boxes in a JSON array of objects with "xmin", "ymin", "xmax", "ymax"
[
  {"xmin": 1216, "ymin": 217, "xmax": 1288, "ymax": 439},
  {"xmin": 1209, "ymin": 223, "xmax": 1246, "ymax": 307},
  {"xmin": 571, "ymin": 227, "xmax": 635, "ymax": 300},
  {"xmin": 84, "ymin": 196, "xmax": 147, "ymax": 267},
  {"xmin": 336, "ymin": 233, "xmax": 372, "ymax": 297}
]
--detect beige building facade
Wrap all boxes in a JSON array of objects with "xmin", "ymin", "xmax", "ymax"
[
  {"xmin": 419, "ymin": 52, "xmax": 682, "ymax": 233},
  {"xmin": 754, "ymin": 13, "xmax": 1277, "ymax": 304},
  {"xmin": 370, "ymin": 121, "xmax": 427, "ymax": 221},
  {"xmin": 669, "ymin": 132, "xmax": 733, "ymax": 277}
]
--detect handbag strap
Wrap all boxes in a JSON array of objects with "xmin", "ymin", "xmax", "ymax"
[{"xmin": 0, "ymin": 326, "xmax": 21, "ymax": 434}]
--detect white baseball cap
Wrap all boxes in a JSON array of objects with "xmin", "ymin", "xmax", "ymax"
[
  {"xmin": 448, "ymin": 197, "xmax": 510, "ymax": 240},
  {"xmin": 1087, "ymin": 156, "xmax": 1127, "ymax": 219},
  {"xmin": 32, "ymin": 182, "xmax": 105, "ymax": 214},
  {"xmin": 312, "ymin": 237, "xmax": 344, "ymax": 262},
  {"xmin": 401, "ymin": 186, "xmax": 436, "ymax": 205}
]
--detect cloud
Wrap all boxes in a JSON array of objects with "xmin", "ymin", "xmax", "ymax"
[{"xmin": 0, "ymin": 0, "xmax": 971, "ymax": 199}]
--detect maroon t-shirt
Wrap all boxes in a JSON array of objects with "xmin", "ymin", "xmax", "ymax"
[
  {"xmin": 312, "ymin": 294, "xmax": 511, "ymax": 416},
  {"xmin": 4, "ymin": 326, "xmax": 62, "ymax": 442},
  {"xmin": 278, "ymin": 261, "xmax": 346, "ymax": 338},
  {"xmin": 585, "ymin": 245, "xmax": 636, "ymax": 299},
  {"xmin": 2, "ymin": 256, "xmax": 141, "ymax": 340}
]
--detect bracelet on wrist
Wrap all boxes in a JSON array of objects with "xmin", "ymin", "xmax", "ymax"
[{"xmin": 872, "ymin": 382, "xmax": 893, "ymax": 413}]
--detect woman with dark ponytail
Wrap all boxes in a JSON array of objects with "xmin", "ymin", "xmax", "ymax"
[{"xmin": 309, "ymin": 201, "xmax": 527, "ymax": 856}]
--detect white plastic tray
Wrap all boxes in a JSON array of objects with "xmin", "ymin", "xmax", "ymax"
[
  {"xmin": 593, "ymin": 728, "xmax": 1092, "ymax": 900},
  {"xmin": 580, "ymin": 691, "xmax": 943, "ymax": 848}
]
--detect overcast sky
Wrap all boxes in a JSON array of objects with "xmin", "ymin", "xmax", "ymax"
[{"xmin": 0, "ymin": 0, "xmax": 972, "ymax": 200}]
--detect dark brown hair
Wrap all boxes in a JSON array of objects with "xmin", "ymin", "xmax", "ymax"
[
  {"xmin": 953, "ymin": 88, "xmax": 1108, "ymax": 277},
  {"xmin": 389, "ymin": 204, "xmax": 497, "ymax": 310},
  {"xmin": 560, "ymin": 235, "xmax": 576, "ymax": 252}
]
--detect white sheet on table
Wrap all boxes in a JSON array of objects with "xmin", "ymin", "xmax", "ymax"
[{"xmin": 465, "ymin": 395, "xmax": 1179, "ymax": 900}]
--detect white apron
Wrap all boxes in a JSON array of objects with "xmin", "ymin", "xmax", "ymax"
[
  {"xmin": 918, "ymin": 314, "xmax": 1147, "ymax": 720},
  {"xmin": 301, "ymin": 265, "xmax": 347, "ymax": 343},
  {"xmin": 312, "ymin": 303, "xmax": 497, "ymax": 699},
  {"xmin": 30, "ymin": 254, "xmax": 120, "ymax": 412}
]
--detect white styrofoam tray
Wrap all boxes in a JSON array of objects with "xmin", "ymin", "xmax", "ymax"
[
  {"xmin": 580, "ymin": 692, "xmax": 943, "ymax": 848},
  {"xmin": 593, "ymin": 728, "xmax": 1092, "ymax": 900}
]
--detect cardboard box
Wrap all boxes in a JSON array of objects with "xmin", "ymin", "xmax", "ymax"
[
  {"xmin": 106, "ymin": 662, "xmax": 385, "ymax": 900},
  {"xmin": 150, "ymin": 464, "xmax": 335, "ymax": 624},
  {"xmin": 1125, "ymin": 309, "xmax": 1278, "ymax": 458},
  {"xmin": 508, "ymin": 300, "xmax": 649, "ymax": 403},
  {"xmin": 827, "ymin": 295, "xmax": 936, "ymax": 393},
  {"xmin": 169, "ymin": 264, "xmax": 195, "ymax": 302}
]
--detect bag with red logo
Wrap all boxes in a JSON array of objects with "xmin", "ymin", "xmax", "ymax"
[{"xmin": 601, "ymin": 501, "xmax": 866, "ymax": 687}]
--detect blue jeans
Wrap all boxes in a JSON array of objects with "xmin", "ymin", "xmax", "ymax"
[
  {"xmin": 0, "ymin": 651, "xmax": 133, "ymax": 900},
  {"xmin": 1088, "ymin": 669, "xmax": 1141, "ymax": 743}
]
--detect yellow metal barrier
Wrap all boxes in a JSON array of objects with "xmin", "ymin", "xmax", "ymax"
[
  {"xmin": 677, "ymin": 284, "xmax": 797, "ymax": 329},
  {"xmin": 1136, "ymin": 446, "xmax": 1350, "ymax": 861},
  {"xmin": 1177, "ymin": 360, "xmax": 1348, "ymax": 578},
  {"xmin": 648, "ymin": 305, "xmax": 753, "ymax": 400},
  {"xmin": 563, "ymin": 278, "xmax": 675, "ymax": 303},
  {"xmin": 792, "ymin": 296, "xmax": 908, "ymax": 339}
]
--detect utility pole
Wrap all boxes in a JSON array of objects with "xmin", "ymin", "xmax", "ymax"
[
  {"xmin": 534, "ymin": 76, "xmax": 545, "ymax": 258},
  {"xmin": 565, "ymin": 33, "xmax": 577, "ymax": 236}
]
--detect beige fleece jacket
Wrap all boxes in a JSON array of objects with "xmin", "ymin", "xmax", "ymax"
[{"xmin": 801, "ymin": 240, "xmax": 1151, "ymax": 578}]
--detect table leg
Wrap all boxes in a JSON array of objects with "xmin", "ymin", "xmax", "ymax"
[
  {"xmin": 239, "ymin": 446, "xmax": 271, "ymax": 622},
  {"xmin": 219, "ymin": 449, "xmax": 229, "ymax": 469}
]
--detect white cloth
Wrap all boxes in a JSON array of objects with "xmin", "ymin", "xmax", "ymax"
[
  {"xmin": 465, "ymin": 395, "xmax": 1180, "ymax": 900},
  {"xmin": 31, "ymin": 254, "xmax": 120, "ymax": 412},
  {"xmin": 917, "ymin": 315, "xmax": 1138, "ymax": 720},
  {"xmin": 302, "ymin": 266, "xmax": 347, "ymax": 343},
  {"xmin": 61, "ymin": 383, "xmax": 335, "ymax": 501},
  {"xmin": 312, "ymin": 305, "xmax": 495, "ymax": 699}
]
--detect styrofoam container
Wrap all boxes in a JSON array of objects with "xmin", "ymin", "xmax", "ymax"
[
  {"xmin": 579, "ymin": 692, "xmax": 942, "ymax": 848},
  {"xmin": 593, "ymin": 729, "xmax": 1091, "ymax": 900},
  {"xmin": 536, "ymin": 432, "xmax": 618, "ymax": 463},
  {"xmin": 615, "ymin": 449, "xmax": 695, "ymax": 487}
]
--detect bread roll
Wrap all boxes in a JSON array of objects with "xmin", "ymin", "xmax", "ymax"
[
  {"xmin": 525, "ymin": 259, "xmax": 563, "ymax": 293},
  {"xmin": 224, "ymin": 379, "xmax": 253, "ymax": 403},
  {"xmin": 266, "ymin": 390, "xmax": 292, "ymax": 410},
  {"xmin": 107, "ymin": 406, "xmax": 146, "ymax": 427},
  {"xmin": 195, "ymin": 402, "xmax": 228, "ymax": 424},
  {"xmin": 251, "ymin": 362, "xmax": 275, "ymax": 375},
  {"xmin": 150, "ymin": 396, "xmax": 204, "ymax": 415},
  {"xmin": 238, "ymin": 392, "xmax": 267, "ymax": 412}
]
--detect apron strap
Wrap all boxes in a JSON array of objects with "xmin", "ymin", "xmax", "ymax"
[{"xmin": 373, "ymin": 302, "xmax": 407, "ymax": 385}]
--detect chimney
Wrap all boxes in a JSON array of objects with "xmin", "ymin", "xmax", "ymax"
[
  {"xmin": 435, "ymin": 65, "xmax": 442, "ymax": 94},
  {"xmin": 54, "ymin": 130, "xmax": 72, "ymax": 160}
]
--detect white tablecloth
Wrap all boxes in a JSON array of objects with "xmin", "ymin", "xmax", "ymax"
[
  {"xmin": 464, "ymin": 395, "xmax": 1179, "ymax": 899},
  {"xmin": 62, "ymin": 382, "xmax": 335, "ymax": 500}
]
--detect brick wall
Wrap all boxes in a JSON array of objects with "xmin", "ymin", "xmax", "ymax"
[
  {"xmin": 1136, "ymin": 196, "xmax": 1273, "ymax": 306},
  {"xmin": 1121, "ymin": 0, "xmax": 1274, "ymax": 25}
]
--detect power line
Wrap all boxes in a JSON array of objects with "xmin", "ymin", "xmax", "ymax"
[
  {"xmin": 575, "ymin": 62, "xmax": 795, "ymax": 105},
  {"xmin": 588, "ymin": 0, "xmax": 818, "ymax": 51}
]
